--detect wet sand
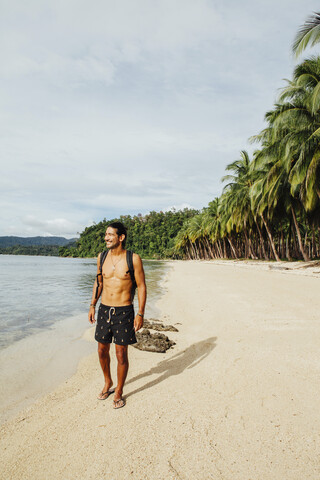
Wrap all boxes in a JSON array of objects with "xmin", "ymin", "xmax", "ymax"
[{"xmin": 1, "ymin": 260, "xmax": 319, "ymax": 480}]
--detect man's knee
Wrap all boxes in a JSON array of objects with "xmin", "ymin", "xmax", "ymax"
[
  {"xmin": 98, "ymin": 343, "xmax": 110, "ymax": 358},
  {"xmin": 115, "ymin": 346, "xmax": 128, "ymax": 365}
]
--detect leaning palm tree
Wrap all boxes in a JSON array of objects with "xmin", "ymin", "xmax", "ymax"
[
  {"xmin": 293, "ymin": 12, "xmax": 320, "ymax": 58},
  {"xmin": 222, "ymin": 151, "xmax": 259, "ymax": 259},
  {"xmin": 276, "ymin": 58, "xmax": 320, "ymax": 215},
  {"xmin": 250, "ymin": 147, "xmax": 282, "ymax": 262},
  {"xmin": 251, "ymin": 89, "xmax": 314, "ymax": 261}
]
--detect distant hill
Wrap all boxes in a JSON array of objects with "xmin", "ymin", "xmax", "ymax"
[
  {"xmin": 0, "ymin": 245, "xmax": 61, "ymax": 256},
  {"xmin": 0, "ymin": 236, "xmax": 78, "ymax": 247}
]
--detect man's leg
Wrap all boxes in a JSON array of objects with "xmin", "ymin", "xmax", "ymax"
[
  {"xmin": 114, "ymin": 344, "xmax": 129, "ymax": 407},
  {"xmin": 97, "ymin": 342, "xmax": 113, "ymax": 399}
]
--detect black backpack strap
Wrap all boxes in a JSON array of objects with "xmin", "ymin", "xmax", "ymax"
[
  {"xmin": 126, "ymin": 250, "xmax": 137, "ymax": 301},
  {"xmin": 95, "ymin": 250, "xmax": 109, "ymax": 299}
]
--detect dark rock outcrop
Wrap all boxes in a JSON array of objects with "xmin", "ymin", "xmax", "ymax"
[
  {"xmin": 134, "ymin": 329, "xmax": 176, "ymax": 353},
  {"xmin": 143, "ymin": 319, "xmax": 179, "ymax": 332}
]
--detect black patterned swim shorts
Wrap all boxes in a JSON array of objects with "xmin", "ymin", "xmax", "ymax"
[{"xmin": 95, "ymin": 304, "xmax": 137, "ymax": 346}]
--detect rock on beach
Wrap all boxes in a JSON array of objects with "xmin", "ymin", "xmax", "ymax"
[{"xmin": 134, "ymin": 325, "xmax": 176, "ymax": 353}]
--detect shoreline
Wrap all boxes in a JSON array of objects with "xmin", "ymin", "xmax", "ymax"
[
  {"xmin": 0, "ymin": 313, "xmax": 96, "ymax": 425},
  {"xmin": 199, "ymin": 258, "xmax": 320, "ymax": 277},
  {"xmin": 2, "ymin": 250, "xmax": 320, "ymax": 266},
  {"xmin": 0, "ymin": 258, "xmax": 168, "ymax": 425},
  {"xmin": 1, "ymin": 260, "xmax": 320, "ymax": 479}
]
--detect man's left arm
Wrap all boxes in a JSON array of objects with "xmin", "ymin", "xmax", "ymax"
[{"xmin": 132, "ymin": 253, "xmax": 147, "ymax": 332}]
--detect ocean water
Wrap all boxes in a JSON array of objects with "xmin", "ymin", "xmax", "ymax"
[
  {"xmin": 0, "ymin": 255, "xmax": 166, "ymax": 349},
  {"xmin": 0, "ymin": 255, "xmax": 168, "ymax": 423}
]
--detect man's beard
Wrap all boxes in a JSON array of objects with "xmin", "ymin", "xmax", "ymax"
[{"xmin": 107, "ymin": 241, "xmax": 120, "ymax": 250}]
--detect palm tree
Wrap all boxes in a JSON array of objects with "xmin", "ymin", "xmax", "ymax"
[
  {"xmin": 250, "ymin": 147, "xmax": 281, "ymax": 261},
  {"xmin": 276, "ymin": 58, "xmax": 320, "ymax": 213},
  {"xmin": 173, "ymin": 53, "xmax": 320, "ymax": 262},
  {"xmin": 251, "ymin": 87, "xmax": 314, "ymax": 261},
  {"xmin": 222, "ymin": 151, "xmax": 259, "ymax": 259},
  {"xmin": 293, "ymin": 12, "xmax": 320, "ymax": 58}
]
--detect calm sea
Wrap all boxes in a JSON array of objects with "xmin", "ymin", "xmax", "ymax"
[
  {"xmin": 0, "ymin": 255, "xmax": 168, "ymax": 423},
  {"xmin": 0, "ymin": 255, "xmax": 166, "ymax": 349}
]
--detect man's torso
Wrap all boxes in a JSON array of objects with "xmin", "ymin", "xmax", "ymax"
[{"xmin": 100, "ymin": 250, "xmax": 133, "ymax": 306}]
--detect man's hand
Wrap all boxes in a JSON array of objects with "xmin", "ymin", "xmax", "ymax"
[
  {"xmin": 88, "ymin": 306, "xmax": 96, "ymax": 324},
  {"xmin": 134, "ymin": 314, "xmax": 144, "ymax": 332}
]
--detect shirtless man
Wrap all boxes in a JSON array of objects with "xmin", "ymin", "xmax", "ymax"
[{"xmin": 88, "ymin": 222, "xmax": 146, "ymax": 409}]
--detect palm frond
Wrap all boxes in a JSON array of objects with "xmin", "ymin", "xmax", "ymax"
[{"xmin": 293, "ymin": 12, "xmax": 320, "ymax": 58}]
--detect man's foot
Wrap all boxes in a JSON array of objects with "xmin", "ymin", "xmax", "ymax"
[
  {"xmin": 113, "ymin": 389, "xmax": 125, "ymax": 409},
  {"xmin": 97, "ymin": 382, "xmax": 114, "ymax": 400},
  {"xmin": 113, "ymin": 397, "xmax": 126, "ymax": 409}
]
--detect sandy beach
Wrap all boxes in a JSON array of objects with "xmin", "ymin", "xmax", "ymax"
[{"xmin": 1, "ymin": 260, "xmax": 320, "ymax": 480}]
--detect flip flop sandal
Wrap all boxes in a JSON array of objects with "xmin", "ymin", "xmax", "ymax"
[
  {"xmin": 113, "ymin": 397, "xmax": 126, "ymax": 409},
  {"xmin": 97, "ymin": 388, "xmax": 115, "ymax": 400}
]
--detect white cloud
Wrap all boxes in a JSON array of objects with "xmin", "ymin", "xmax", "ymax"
[
  {"xmin": 162, "ymin": 203, "xmax": 196, "ymax": 213},
  {"xmin": 21, "ymin": 216, "xmax": 83, "ymax": 237},
  {"xmin": 0, "ymin": 0, "xmax": 319, "ymax": 237}
]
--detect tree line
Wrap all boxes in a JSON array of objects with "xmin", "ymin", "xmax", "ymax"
[
  {"xmin": 59, "ymin": 210, "xmax": 198, "ymax": 258},
  {"xmin": 172, "ymin": 14, "xmax": 320, "ymax": 262},
  {"xmin": 0, "ymin": 245, "xmax": 61, "ymax": 256}
]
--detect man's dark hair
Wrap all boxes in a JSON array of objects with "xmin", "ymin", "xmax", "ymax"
[{"xmin": 108, "ymin": 222, "xmax": 127, "ymax": 247}]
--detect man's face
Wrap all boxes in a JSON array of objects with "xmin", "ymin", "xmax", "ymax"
[{"xmin": 105, "ymin": 227, "xmax": 122, "ymax": 249}]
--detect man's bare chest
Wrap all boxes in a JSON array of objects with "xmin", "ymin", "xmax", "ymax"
[{"xmin": 102, "ymin": 256, "xmax": 131, "ymax": 281}]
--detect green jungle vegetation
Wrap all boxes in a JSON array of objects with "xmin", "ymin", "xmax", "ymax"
[
  {"xmin": 59, "ymin": 210, "xmax": 198, "ymax": 258},
  {"xmin": 0, "ymin": 236, "xmax": 75, "ymax": 247},
  {"xmin": 0, "ymin": 245, "xmax": 60, "ymax": 256}
]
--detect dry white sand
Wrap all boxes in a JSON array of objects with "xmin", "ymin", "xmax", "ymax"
[{"xmin": 1, "ymin": 260, "xmax": 320, "ymax": 480}]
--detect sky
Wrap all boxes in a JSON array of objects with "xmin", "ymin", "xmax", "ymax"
[{"xmin": 1, "ymin": 0, "xmax": 319, "ymax": 238}]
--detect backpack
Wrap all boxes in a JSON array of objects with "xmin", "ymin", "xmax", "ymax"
[{"xmin": 95, "ymin": 250, "xmax": 137, "ymax": 301}]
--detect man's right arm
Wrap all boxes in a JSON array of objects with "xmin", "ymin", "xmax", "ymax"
[{"xmin": 88, "ymin": 253, "xmax": 102, "ymax": 324}]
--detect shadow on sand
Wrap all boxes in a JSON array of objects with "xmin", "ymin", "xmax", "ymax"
[{"xmin": 126, "ymin": 336, "xmax": 217, "ymax": 398}]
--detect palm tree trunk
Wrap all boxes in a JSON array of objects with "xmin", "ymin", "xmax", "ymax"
[
  {"xmin": 281, "ymin": 230, "xmax": 285, "ymax": 259},
  {"xmin": 217, "ymin": 240, "xmax": 223, "ymax": 258},
  {"xmin": 205, "ymin": 237, "xmax": 215, "ymax": 259},
  {"xmin": 202, "ymin": 240, "xmax": 210, "ymax": 260},
  {"xmin": 286, "ymin": 224, "xmax": 292, "ymax": 261},
  {"xmin": 222, "ymin": 238, "xmax": 227, "ymax": 258},
  {"xmin": 190, "ymin": 242, "xmax": 197, "ymax": 259},
  {"xmin": 255, "ymin": 220, "xmax": 268, "ymax": 260},
  {"xmin": 290, "ymin": 205, "xmax": 310, "ymax": 261},
  {"xmin": 243, "ymin": 229, "xmax": 249, "ymax": 258},
  {"xmin": 227, "ymin": 237, "xmax": 238, "ymax": 259},
  {"xmin": 212, "ymin": 243, "xmax": 219, "ymax": 259},
  {"xmin": 194, "ymin": 241, "xmax": 200, "ymax": 260},
  {"xmin": 311, "ymin": 224, "xmax": 316, "ymax": 259},
  {"xmin": 285, "ymin": 236, "xmax": 291, "ymax": 261},
  {"xmin": 261, "ymin": 213, "xmax": 280, "ymax": 262},
  {"xmin": 291, "ymin": 223, "xmax": 299, "ymax": 258},
  {"xmin": 248, "ymin": 231, "xmax": 258, "ymax": 259}
]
